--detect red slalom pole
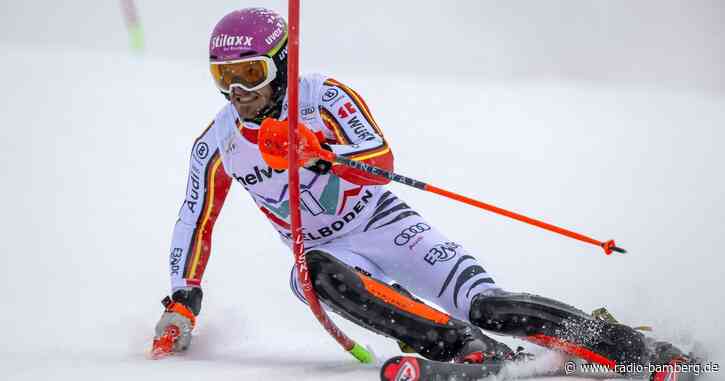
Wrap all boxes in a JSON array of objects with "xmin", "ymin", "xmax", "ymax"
[
  {"xmin": 119, "ymin": 0, "xmax": 143, "ymax": 52},
  {"xmin": 314, "ymin": 150, "xmax": 625, "ymax": 256},
  {"xmin": 286, "ymin": 0, "xmax": 372, "ymax": 363}
]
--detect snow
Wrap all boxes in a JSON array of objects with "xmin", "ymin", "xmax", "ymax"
[{"xmin": 2, "ymin": 39, "xmax": 724, "ymax": 380}]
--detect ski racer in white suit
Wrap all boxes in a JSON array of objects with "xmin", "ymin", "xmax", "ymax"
[{"xmin": 153, "ymin": 8, "xmax": 699, "ymax": 381}]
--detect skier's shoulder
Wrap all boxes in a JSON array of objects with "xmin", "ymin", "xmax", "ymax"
[
  {"xmin": 300, "ymin": 73, "xmax": 365, "ymax": 107},
  {"xmin": 299, "ymin": 72, "xmax": 327, "ymax": 92}
]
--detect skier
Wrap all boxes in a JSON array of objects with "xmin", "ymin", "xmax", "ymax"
[{"xmin": 153, "ymin": 7, "xmax": 697, "ymax": 380}]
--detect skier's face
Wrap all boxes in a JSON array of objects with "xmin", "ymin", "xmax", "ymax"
[{"xmin": 230, "ymin": 84, "xmax": 274, "ymax": 119}]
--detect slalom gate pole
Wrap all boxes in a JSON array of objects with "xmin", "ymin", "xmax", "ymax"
[
  {"xmin": 313, "ymin": 150, "xmax": 626, "ymax": 256},
  {"xmin": 119, "ymin": 0, "xmax": 144, "ymax": 52},
  {"xmin": 286, "ymin": 0, "xmax": 373, "ymax": 363}
]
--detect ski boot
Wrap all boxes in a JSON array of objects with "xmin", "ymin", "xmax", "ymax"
[
  {"xmin": 387, "ymin": 282, "xmax": 528, "ymax": 365},
  {"xmin": 594, "ymin": 307, "xmax": 702, "ymax": 380},
  {"xmin": 453, "ymin": 326, "xmax": 532, "ymax": 365},
  {"xmin": 648, "ymin": 340, "xmax": 701, "ymax": 381}
]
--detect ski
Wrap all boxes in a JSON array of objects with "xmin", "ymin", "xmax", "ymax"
[
  {"xmin": 379, "ymin": 355, "xmax": 630, "ymax": 381},
  {"xmin": 381, "ymin": 355, "xmax": 543, "ymax": 381},
  {"xmin": 380, "ymin": 356, "xmax": 561, "ymax": 381}
]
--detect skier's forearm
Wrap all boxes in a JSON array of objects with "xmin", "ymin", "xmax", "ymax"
[{"xmin": 168, "ymin": 126, "xmax": 233, "ymax": 291}]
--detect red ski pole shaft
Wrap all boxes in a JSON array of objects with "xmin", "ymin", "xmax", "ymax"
[
  {"xmin": 319, "ymin": 152, "xmax": 625, "ymax": 256},
  {"xmin": 286, "ymin": 0, "xmax": 371, "ymax": 363}
]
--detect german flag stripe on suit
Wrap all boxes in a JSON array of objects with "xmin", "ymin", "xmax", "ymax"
[
  {"xmin": 322, "ymin": 78, "xmax": 391, "ymax": 161},
  {"xmin": 183, "ymin": 149, "xmax": 232, "ymax": 283}
]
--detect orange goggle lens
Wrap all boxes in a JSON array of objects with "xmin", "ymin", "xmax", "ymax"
[{"xmin": 210, "ymin": 57, "xmax": 276, "ymax": 92}]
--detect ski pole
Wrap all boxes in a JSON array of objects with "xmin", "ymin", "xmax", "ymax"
[
  {"xmin": 314, "ymin": 150, "xmax": 626, "ymax": 256},
  {"xmin": 286, "ymin": 0, "xmax": 373, "ymax": 364}
]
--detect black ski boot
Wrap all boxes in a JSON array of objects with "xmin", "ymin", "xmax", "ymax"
[
  {"xmin": 592, "ymin": 308, "xmax": 702, "ymax": 380},
  {"xmin": 453, "ymin": 325, "xmax": 533, "ymax": 365},
  {"xmin": 648, "ymin": 340, "xmax": 700, "ymax": 381}
]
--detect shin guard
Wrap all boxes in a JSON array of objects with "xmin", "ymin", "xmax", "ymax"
[
  {"xmin": 307, "ymin": 250, "xmax": 482, "ymax": 362},
  {"xmin": 470, "ymin": 291, "xmax": 648, "ymax": 373}
]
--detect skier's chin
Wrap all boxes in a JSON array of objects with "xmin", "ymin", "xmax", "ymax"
[
  {"xmin": 230, "ymin": 87, "xmax": 272, "ymax": 120},
  {"xmin": 233, "ymin": 102, "xmax": 265, "ymax": 119}
]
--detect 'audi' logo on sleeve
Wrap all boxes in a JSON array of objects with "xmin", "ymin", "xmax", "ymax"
[{"xmin": 394, "ymin": 223, "xmax": 431, "ymax": 246}]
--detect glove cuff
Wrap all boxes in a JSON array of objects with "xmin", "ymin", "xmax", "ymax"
[
  {"xmin": 305, "ymin": 159, "xmax": 332, "ymax": 174},
  {"xmin": 161, "ymin": 296, "xmax": 197, "ymax": 328},
  {"xmin": 170, "ymin": 287, "xmax": 203, "ymax": 316},
  {"xmin": 304, "ymin": 143, "xmax": 333, "ymax": 174}
]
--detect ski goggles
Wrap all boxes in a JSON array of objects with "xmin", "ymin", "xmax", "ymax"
[{"xmin": 210, "ymin": 55, "xmax": 278, "ymax": 93}]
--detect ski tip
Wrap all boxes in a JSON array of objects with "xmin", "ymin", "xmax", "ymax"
[{"xmin": 380, "ymin": 356, "xmax": 421, "ymax": 381}]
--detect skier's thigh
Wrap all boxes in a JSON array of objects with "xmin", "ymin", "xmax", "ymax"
[
  {"xmin": 360, "ymin": 215, "xmax": 499, "ymax": 321},
  {"xmin": 289, "ymin": 243, "xmax": 391, "ymax": 304}
]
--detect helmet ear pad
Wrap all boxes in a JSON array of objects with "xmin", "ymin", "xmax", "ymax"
[{"xmin": 256, "ymin": 40, "xmax": 288, "ymax": 122}]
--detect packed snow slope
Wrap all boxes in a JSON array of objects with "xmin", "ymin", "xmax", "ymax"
[{"xmin": 1, "ymin": 43, "xmax": 724, "ymax": 380}]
